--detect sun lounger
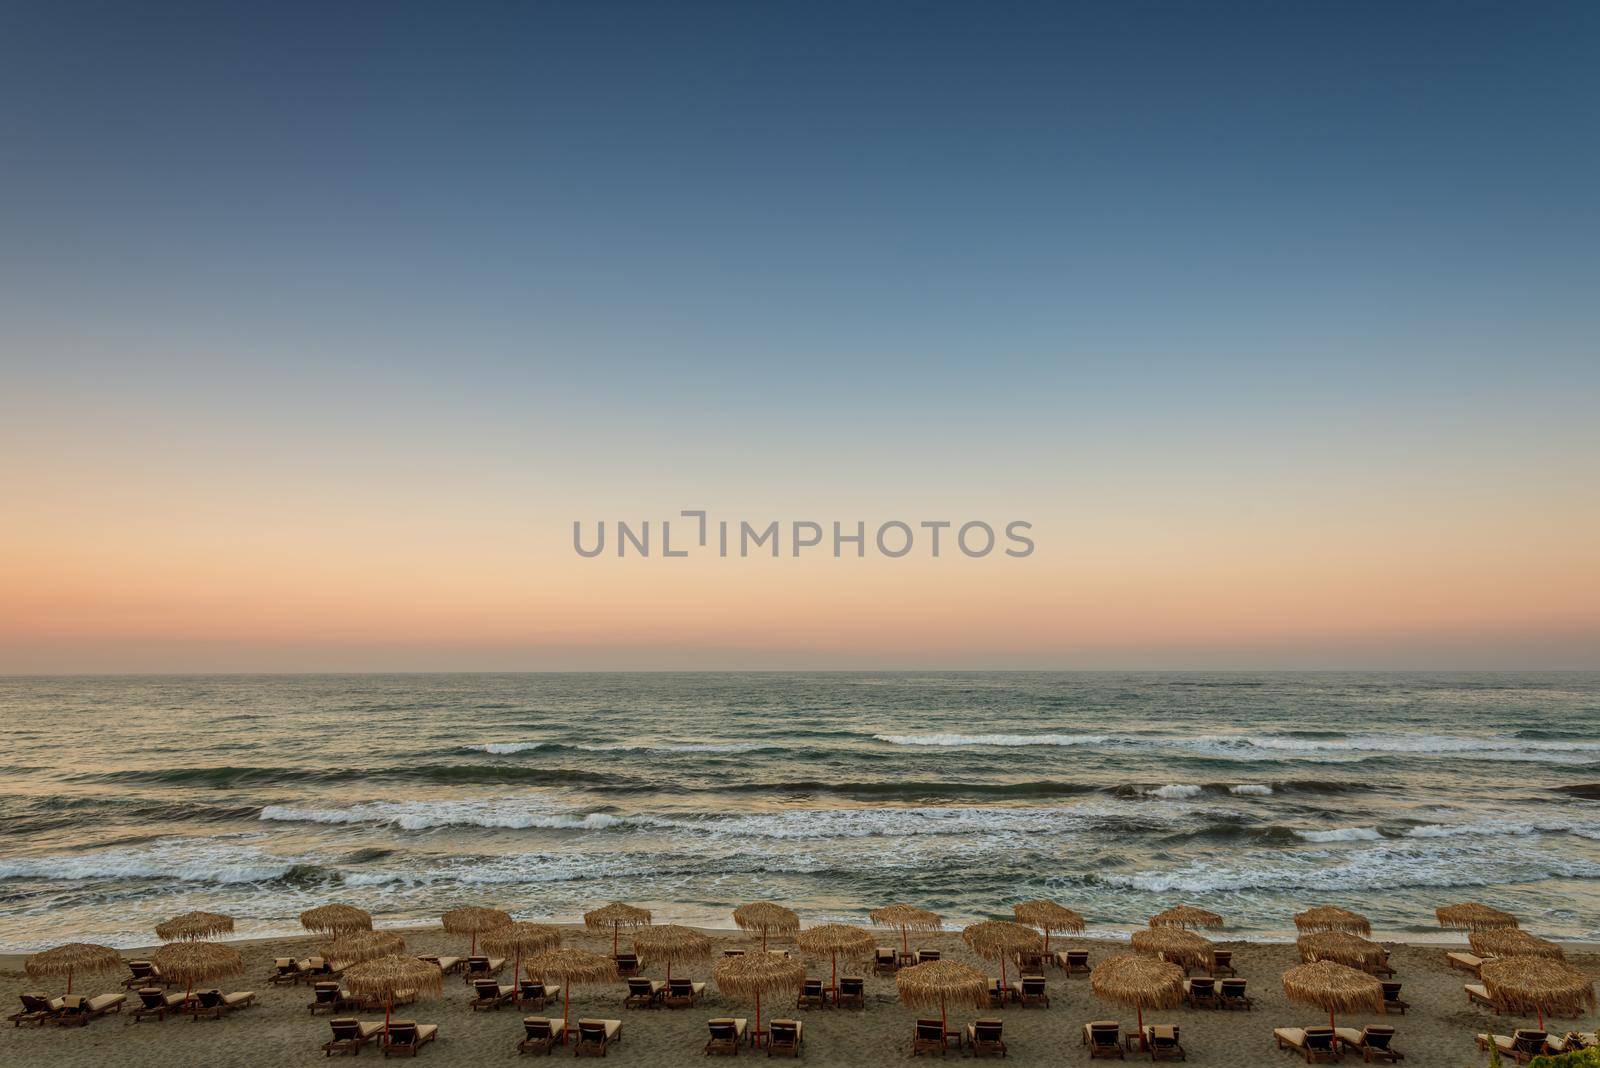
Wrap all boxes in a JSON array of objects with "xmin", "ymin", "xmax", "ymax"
[
  {"xmin": 1019, "ymin": 950, "xmax": 1049, "ymax": 973},
  {"xmin": 612, "ymin": 953, "xmax": 640, "ymax": 978},
  {"xmin": 1274, "ymin": 1027, "xmax": 1340, "ymax": 1063},
  {"xmin": 461, "ymin": 956, "xmax": 507, "ymax": 983},
  {"xmin": 516, "ymin": 981, "xmax": 560, "ymax": 1009},
  {"xmin": 1218, "ymin": 979, "xmax": 1253, "ymax": 1011},
  {"xmin": 309, "ymin": 981, "xmax": 359, "ymax": 1015},
  {"xmin": 1475, "ymin": 1030, "xmax": 1549, "ymax": 1065},
  {"xmin": 269, "ymin": 957, "xmax": 303, "ymax": 985},
  {"xmin": 322, "ymin": 1018, "xmax": 385, "ymax": 1056},
  {"xmin": 471, "ymin": 980, "xmax": 516, "ymax": 1011},
  {"xmin": 1209, "ymin": 950, "xmax": 1236, "ymax": 977},
  {"xmin": 1144, "ymin": 1024, "xmax": 1186, "ymax": 1061},
  {"xmin": 966, "ymin": 1018, "xmax": 1007, "ymax": 1058},
  {"xmin": 1464, "ymin": 984, "xmax": 1499, "ymax": 1012},
  {"xmin": 835, "ymin": 977, "xmax": 864, "ymax": 1010},
  {"xmin": 769, "ymin": 1019, "xmax": 803, "ymax": 1057},
  {"xmin": 381, "ymin": 1020, "xmax": 438, "ymax": 1057},
  {"xmin": 56, "ymin": 992, "xmax": 126, "ymax": 1026},
  {"xmin": 1083, "ymin": 1020, "xmax": 1125, "ymax": 1059},
  {"xmin": 122, "ymin": 960, "xmax": 169, "ymax": 989},
  {"xmin": 873, "ymin": 947, "xmax": 899, "ymax": 974},
  {"xmin": 1547, "ymin": 1032, "xmax": 1597, "ymax": 1054},
  {"xmin": 1446, "ymin": 951, "xmax": 1486, "ymax": 976},
  {"xmin": 705, "ymin": 1017, "xmax": 747, "ymax": 1055},
  {"xmin": 1335, "ymin": 1026, "xmax": 1402, "ymax": 1063},
  {"xmin": 574, "ymin": 1018, "xmax": 621, "ymax": 1057},
  {"xmin": 9, "ymin": 993, "xmax": 64, "ymax": 1027},
  {"xmin": 913, "ymin": 1017, "xmax": 949, "ymax": 1057},
  {"xmin": 986, "ymin": 977, "xmax": 1006, "ymax": 1008},
  {"xmin": 189, "ymin": 988, "xmax": 255, "ymax": 1020},
  {"xmin": 1379, "ymin": 982, "xmax": 1407, "ymax": 1015},
  {"xmin": 663, "ymin": 979, "xmax": 704, "ymax": 1008},
  {"xmin": 796, "ymin": 978, "xmax": 826, "ymax": 1010},
  {"xmin": 916, "ymin": 949, "xmax": 941, "ymax": 964},
  {"xmin": 303, "ymin": 956, "xmax": 339, "ymax": 980},
  {"xmin": 1183, "ymin": 977, "xmax": 1217, "ymax": 1009},
  {"xmin": 1364, "ymin": 952, "xmax": 1395, "ymax": 979},
  {"xmin": 417, "ymin": 955, "xmax": 463, "ymax": 975},
  {"xmin": 1057, "ymin": 950, "xmax": 1091, "ymax": 976},
  {"xmin": 518, "ymin": 1016, "xmax": 564, "ymax": 1055},
  {"xmin": 623, "ymin": 978, "xmax": 664, "ymax": 1009},
  {"xmin": 1011, "ymin": 974, "xmax": 1049, "ymax": 1007},
  {"xmin": 128, "ymin": 987, "xmax": 186, "ymax": 1023}
]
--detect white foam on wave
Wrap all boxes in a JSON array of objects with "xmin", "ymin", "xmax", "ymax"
[
  {"xmin": 1176, "ymin": 732, "xmax": 1600, "ymax": 764},
  {"xmin": 465, "ymin": 742, "xmax": 547, "ymax": 754},
  {"xmin": 1404, "ymin": 817, "xmax": 1600, "ymax": 840},
  {"xmin": 874, "ymin": 733, "xmax": 1109, "ymax": 747},
  {"xmin": 0, "ymin": 836, "xmax": 302, "ymax": 885},
  {"xmin": 1295, "ymin": 827, "xmax": 1384, "ymax": 842},
  {"xmin": 465, "ymin": 740, "xmax": 762, "ymax": 754},
  {"xmin": 261, "ymin": 800, "xmax": 641, "ymax": 832},
  {"xmin": 1229, "ymin": 784, "xmax": 1273, "ymax": 796},
  {"xmin": 1144, "ymin": 784, "xmax": 1203, "ymax": 800}
]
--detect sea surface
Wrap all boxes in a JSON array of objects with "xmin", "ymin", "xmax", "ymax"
[{"xmin": 0, "ymin": 672, "xmax": 1597, "ymax": 951}]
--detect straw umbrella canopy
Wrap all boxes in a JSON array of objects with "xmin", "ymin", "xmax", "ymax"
[
  {"xmin": 24, "ymin": 943, "xmax": 122, "ymax": 995},
  {"xmin": 1091, "ymin": 954, "xmax": 1184, "ymax": 1052},
  {"xmin": 1149, "ymin": 905, "xmax": 1225, "ymax": 930},
  {"xmin": 796, "ymin": 924, "xmax": 875, "ymax": 1002},
  {"xmin": 962, "ymin": 920, "xmax": 1043, "ymax": 991},
  {"xmin": 715, "ymin": 951, "xmax": 806, "ymax": 1041},
  {"xmin": 1297, "ymin": 931, "xmax": 1388, "ymax": 970},
  {"xmin": 524, "ymin": 948, "xmax": 618, "ymax": 1039},
  {"xmin": 483, "ymin": 921, "xmax": 563, "ymax": 988},
  {"xmin": 1470, "ymin": 929, "xmax": 1565, "ymax": 961},
  {"xmin": 1481, "ymin": 956, "xmax": 1596, "ymax": 1031},
  {"xmin": 1013, "ymin": 900, "xmax": 1086, "ymax": 952},
  {"xmin": 300, "ymin": 903, "xmax": 373, "ymax": 935},
  {"xmin": 324, "ymin": 930, "xmax": 406, "ymax": 964},
  {"xmin": 1436, "ymin": 902, "xmax": 1519, "ymax": 931},
  {"xmin": 1294, "ymin": 906, "xmax": 1371, "ymax": 936},
  {"xmin": 1131, "ymin": 927, "xmax": 1213, "ymax": 973},
  {"xmin": 583, "ymin": 902, "xmax": 651, "ymax": 956},
  {"xmin": 342, "ymin": 953, "xmax": 443, "ymax": 1035},
  {"xmin": 634, "ymin": 924, "xmax": 710, "ymax": 982},
  {"xmin": 154, "ymin": 910, "xmax": 235, "ymax": 942},
  {"xmin": 895, "ymin": 959, "xmax": 988, "ymax": 1035},
  {"xmin": 150, "ymin": 940, "xmax": 244, "ymax": 998},
  {"xmin": 733, "ymin": 901, "xmax": 801, "ymax": 951},
  {"xmin": 870, "ymin": 904, "xmax": 942, "ymax": 959},
  {"xmin": 1282, "ymin": 960, "xmax": 1383, "ymax": 1030},
  {"xmin": 440, "ymin": 906, "xmax": 512, "ymax": 955}
]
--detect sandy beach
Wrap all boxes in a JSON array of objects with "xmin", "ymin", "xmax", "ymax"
[{"xmin": 3, "ymin": 925, "xmax": 1593, "ymax": 1067}]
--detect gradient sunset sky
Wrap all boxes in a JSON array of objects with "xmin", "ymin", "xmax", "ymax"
[{"xmin": 3, "ymin": 2, "xmax": 1597, "ymax": 672}]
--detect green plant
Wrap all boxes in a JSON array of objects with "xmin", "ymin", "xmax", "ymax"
[{"xmin": 1528, "ymin": 1047, "xmax": 1600, "ymax": 1067}]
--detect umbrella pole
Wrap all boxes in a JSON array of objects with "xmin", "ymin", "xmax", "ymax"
[
  {"xmin": 902, "ymin": 928, "xmax": 910, "ymax": 958},
  {"xmin": 1329, "ymin": 1010, "xmax": 1336, "ymax": 1031},
  {"xmin": 385, "ymin": 992, "xmax": 393, "ymax": 1039},
  {"xmin": 66, "ymin": 966, "xmax": 72, "ymax": 995},
  {"xmin": 1138, "ymin": 1005, "xmax": 1147, "ymax": 1052},
  {"xmin": 563, "ymin": 983, "xmax": 572, "ymax": 1045},
  {"xmin": 831, "ymin": 950, "xmax": 839, "ymax": 1003},
  {"xmin": 612, "ymin": 926, "xmax": 619, "ymax": 956}
]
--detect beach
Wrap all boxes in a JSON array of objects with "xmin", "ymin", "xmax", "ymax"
[{"xmin": 3, "ymin": 925, "xmax": 1594, "ymax": 1066}]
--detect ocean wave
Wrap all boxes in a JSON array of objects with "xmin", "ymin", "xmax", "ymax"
[
  {"xmin": 1229, "ymin": 784, "xmax": 1273, "ymax": 796},
  {"xmin": 1295, "ymin": 827, "xmax": 1384, "ymax": 842},
  {"xmin": 465, "ymin": 742, "xmax": 548, "ymax": 754},
  {"xmin": 0, "ymin": 837, "xmax": 307, "ymax": 885},
  {"xmin": 1144, "ymin": 784, "xmax": 1203, "ymax": 800},
  {"xmin": 465, "ymin": 741, "xmax": 766, "ymax": 755},
  {"xmin": 875, "ymin": 733, "xmax": 1109, "ymax": 748},
  {"xmin": 261, "ymin": 801, "xmax": 637, "ymax": 832}
]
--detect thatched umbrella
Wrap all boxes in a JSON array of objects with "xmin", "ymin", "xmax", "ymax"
[
  {"xmin": 324, "ymin": 930, "xmax": 406, "ymax": 964},
  {"xmin": 583, "ymin": 902, "xmax": 651, "ymax": 956},
  {"xmin": 1282, "ymin": 960, "xmax": 1383, "ymax": 1030},
  {"xmin": 1481, "ymin": 956, "xmax": 1596, "ymax": 1031},
  {"xmin": 1091, "ymin": 954, "xmax": 1184, "ymax": 1052},
  {"xmin": 524, "ymin": 948, "xmax": 617, "ymax": 1040},
  {"xmin": 1131, "ymin": 927, "xmax": 1213, "ymax": 973},
  {"xmin": 870, "ymin": 904, "xmax": 942, "ymax": 960},
  {"xmin": 1294, "ymin": 906, "xmax": 1371, "ymax": 936},
  {"xmin": 962, "ymin": 920, "xmax": 1043, "ymax": 992},
  {"xmin": 1149, "ymin": 905, "xmax": 1224, "ymax": 930},
  {"xmin": 24, "ymin": 943, "xmax": 122, "ymax": 995},
  {"xmin": 634, "ymin": 924, "xmax": 711, "ymax": 982},
  {"xmin": 733, "ymin": 901, "xmax": 801, "ymax": 952},
  {"xmin": 896, "ymin": 959, "xmax": 988, "ymax": 1036},
  {"xmin": 1470, "ymin": 929, "xmax": 1565, "ymax": 961},
  {"xmin": 300, "ymin": 903, "xmax": 373, "ymax": 935},
  {"xmin": 154, "ymin": 910, "xmax": 235, "ymax": 942},
  {"xmin": 440, "ymin": 906, "xmax": 512, "ymax": 955},
  {"xmin": 1013, "ymin": 900, "xmax": 1085, "ymax": 953},
  {"xmin": 342, "ymin": 953, "xmax": 443, "ymax": 1035},
  {"xmin": 1436, "ymin": 902, "xmax": 1518, "ymax": 931},
  {"xmin": 1297, "ymin": 931, "xmax": 1388, "ymax": 970},
  {"xmin": 483, "ymin": 921, "xmax": 563, "ymax": 989},
  {"xmin": 715, "ymin": 951, "xmax": 806, "ymax": 1041},
  {"xmin": 796, "ymin": 924, "xmax": 874, "ymax": 1003},
  {"xmin": 150, "ymin": 941, "xmax": 244, "ymax": 1000}
]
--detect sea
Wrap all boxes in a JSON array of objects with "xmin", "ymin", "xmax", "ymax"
[{"xmin": 1, "ymin": 672, "xmax": 1597, "ymax": 952}]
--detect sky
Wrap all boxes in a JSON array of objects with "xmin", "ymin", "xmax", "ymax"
[{"xmin": 2, "ymin": 1, "xmax": 1597, "ymax": 672}]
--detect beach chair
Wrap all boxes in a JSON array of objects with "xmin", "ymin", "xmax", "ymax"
[
  {"xmin": 1019, "ymin": 950, "xmax": 1048, "ymax": 973},
  {"xmin": 916, "ymin": 949, "xmax": 941, "ymax": 964},
  {"xmin": 1182, "ymin": 977, "xmax": 1217, "ymax": 1009},
  {"xmin": 1547, "ymin": 1032, "xmax": 1597, "ymax": 1054},
  {"xmin": 873, "ymin": 947, "xmax": 899, "ymax": 975},
  {"xmin": 1379, "ymin": 982, "xmax": 1407, "ymax": 1015},
  {"xmin": 1273, "ymin": 1027, "xmax": 1340, "ymax": 1063},
  {"xmin": 1335, "ymin": 1025, "xmax": 1402, "ymax": 1063},
  {"xmin": 516, "ymin": 980, "xmax": 560, "ymax": 1009},
  {"xmin": 1012, "ymin": 975, "xmax": 1049, "ymax": 1007},
  {"xmin": 1082, "ymin": 1021, "xmax": 1125, "ymax": 1060},
  {"xmin": 417, "ymin": 954, "xmax": 463, "ymax": 975},
  {"xmin": 663, "ymin": 978, "xmax": 705, "ymax": 1008},
  {"xmin": 986, "ymin": 977, "xmax": 1006, "ymax": 1009},
  {"xmin": 470, "ymin": 979, "xmax": 516, "ymax": 1011},
  {"xmin": 705, "ymin": 1017, "xmax": 747, "ymax": 1055},
  {"xmin": 121, "ymin": 960, "xmax": 167, "ymax": 989},
  {"xmin": 965, "ymin": 1018, "xmax": 1006, "ymax": 1058},
  {"xmin": 1057, "ymin": 950, "xmax": 1091, "ymax": 976},
  {"xmin": 462, "ymin": 956, "xmax": 506, "ymax": 983},
  {"xmin": 796, "ymin": 978, "xmax": 826, "ymax": 1010},
  {"xmin": 381, "ymin": 1020, "xmax": 438, "ymax": 1057},
  {"xmin": 1475, "ymin": 1030, "xmax": 1549, "ymax": 1065},
  {"xmin": 269, "ymin": 957, "xmax": 303, "ymax": 985},
  {"xmin": 304, "ymin": 956, "xmax": 338, "ymax": 980},
  {"xmin": 1446, "ymin": 951, "xmax": 1485, "ymax": 975},
  {"xmin": 1464, "ymin": 983, "xmax": 1499, "ymax": 1012},
  {"xmin": 612, "ymin": 953, "xmax": 641, "ymax": 978},
  {"xmin": 189, "ymin": 987, "xmax": 255, "ymax": 1020},
  {"xmin": 1143, "ymin": 1024, "xmax": 1185, "ymax": 1061},
  {"xmin": 1209, "ymin": 950, "xmax": 1236, "ymax": 977},
  {"xmin": 573, "ymin": 1018, "xmax": 621, "ymax": 1057},
  {"xmin": 1218, "ymin": 979, "xmax": 1253, "ymax": 1011},
  {"xmin": 623, "ymin": 978, "xmax": 664, "ymax": 1009},
  {"xmin": 835, "ymin": 977, "xmax": 865, "ymax": 1010},
  {"xmin": 9, "ymin": 993, "xmax": 64, "ymax": 1027},
  {"xmin": 309, "ymin": 981, "xmax": 359, "ymax": 1014},
  {"xmin": 1364, "ymin": 952, "xmax": 1395, "ymax": 979},
  {"xmin": 769, "ymin": 1019, "xmax": 803, "ymax": 1057},
  {"xmin": 128, "ymin": 987, "xmax": 186, "ymax": 1023},
  {"xmin": 518, "ymin": 1016, "xmax": 563, "ymax": 1055},
  {"xmin": 322, "ymin": 1018, "xmax": 384, "ymax": 1056},
  {"xmin": 55, "ymin": 992, "xmax": 126, "ymax": 1026},
  {"xmin": 913, "ymin": 1017, "xmax": 948, "ymax": 1057}
]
